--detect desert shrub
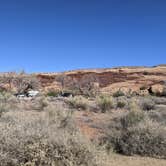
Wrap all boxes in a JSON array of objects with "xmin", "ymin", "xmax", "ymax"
[
  {"xmin": 47, "ymin": 89, "xmax": 75, "ymax": 98},
  {"xmin": 32, "ymin": 97, "xmax": 48, "ymax": 111},
  {"xmin": 0, "ymin": 91, "xmax": 12, "ymax": 102},
  {"xmin": 115, "ymin": 121, "xmax": 166, "ymax": 158},
  {"xmin": 0, "ymin": 106, "xmax": 103, "ymax": 166},
  {"xmin": 139, "ymin": 97, "xmax": 155, "ymax": 111},
  {"xmin": 128, "ymin": 98, "xmax": 140, "ymax": 111},
  {"xmin": 140, "ymin": 86, "xmax": 146, "ymax": 90},
  {"xmin": 151, "ymin": 96, "xmax": 166, "ymax": 105},
  {"xmin": 103, "ymin": 109, "xmax": 166, "ymax": 159},
  {"xmin": 148, "ymin": 109, "xmax": 166, "ymax": 125},
  {"xmin": 47, "ymin": 90, "xmax": 60, "ymax": 97},
  {"xmin": 7, "ymin": 96, "xmax": 19, "ymax": 110},
  {"xmin": 120, "ymin": 110, "xmax": 145, "ymax": 129},
  {"xmin": 143, "ymin": 71, "xmax": 149, "ymax": 75},
  {"xmin": 117, "ymin": 101, "xmax": 126, "ymax": 108},
  {"xmin": 0, "ymin": 103, "xmax": 8, "ymax": 118},
  {"xmin": 0, "ymin": 92, "xmax": 13, "ymax": 117},
  {"xmin": 66, "ymin": 96, "xmax": 88, "ymax": 110},
  {"xmin": 150, "ymin": 83, "xmax": 166, "ymax": 97},
  {"xmin": 116, "ymin": 97, "xmax": 128, "ymax": 109},
  {"xmin": 113, "ymin": 90, "xmax": 125, "ymax": 97},
  {"xmin": 97, "ymin": 95, "xmax": 115, "ymax": 113},
  {"xmin": 45, "ymin": 104, "xmax": 74, "ymax": 129},
  {"xmin": 161, "ymin": 87, "xmax": 166, "ymax": 96}
]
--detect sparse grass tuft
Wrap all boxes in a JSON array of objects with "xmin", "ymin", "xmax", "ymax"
[
  {"xmin": 66, "ymin": 96, "xmax": 88, "ymax": 110},
  {"xmin": 97, "ymin": 95, "xmax": 115, "ymax": 112}
]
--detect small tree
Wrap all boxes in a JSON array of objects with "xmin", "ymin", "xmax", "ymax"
[
  {"xmin": 55, "ymin": 73, "xmax": 100, "ymax": 97},
  {"xmin": 13, "ymin": 74, "xmax": 40, "ymax": 94},
  {"xmin": 68, "ymin": 74, "xmax": 99, "ymax": 97},
  {"xmin": 55, "ymin": 74, "xmax": 73, "ymax": 93},
  {"xmin": 55, "ymin": 74, "xmax": 67, "ymax": 89}
]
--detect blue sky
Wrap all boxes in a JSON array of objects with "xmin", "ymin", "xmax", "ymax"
[{"xmin": 0, "ymin": 0, "xmax": 165, "ymax": 72}]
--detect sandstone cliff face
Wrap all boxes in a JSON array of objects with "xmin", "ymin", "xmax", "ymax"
[{"xmin": 36, "ymin": 65, "xmax": 166, "ymax": 95}]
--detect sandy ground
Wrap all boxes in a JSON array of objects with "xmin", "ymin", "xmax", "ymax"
[{"xmin": 108, "ymin": 154, "xmax": 166, "ymax": 166}]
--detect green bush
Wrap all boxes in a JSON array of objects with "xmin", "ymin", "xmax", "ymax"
[
  {"xmin": 117, "ymin": 101, "xmax": 126, "ymax": 108},
  {"xmin": 113, "ymin": 90, "xmax": 125, "ymax": 97},
  {"xmin": 47, "ymin": 90, "xmax": 60, "ymax": 97},
  {"xmin": 116, "ymin": 97, "xmax": 128, "ymax": 109}
]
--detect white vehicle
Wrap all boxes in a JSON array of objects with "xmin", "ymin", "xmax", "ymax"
[
  {"xmin": 27, "ymin": 90, "xmax": 39, "ymax": 97},
  {"xmin": 17, "ymin": 94, "xmax": 26, "ymax": 98}
]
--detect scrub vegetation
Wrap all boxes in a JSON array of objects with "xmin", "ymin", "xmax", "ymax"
[{"xmin": 0, "ymin": 73, "xmax": 166, "ymax": 165}]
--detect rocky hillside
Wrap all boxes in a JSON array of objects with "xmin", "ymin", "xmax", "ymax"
[
  {"xmin": 36, "ymin": 65, "xmax": 166, "ymax": 95},
  {"xmin": 0, "ymin": 65, "xmax": 165, "ymax": 95}
]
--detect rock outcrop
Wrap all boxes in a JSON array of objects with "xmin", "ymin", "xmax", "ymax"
[{"xmin": 36, "ymin": 65, "xmax": 166, "ymax": 95}]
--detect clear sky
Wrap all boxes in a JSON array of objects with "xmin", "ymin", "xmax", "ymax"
[{"xmin": 0, "ymin": 0, "xmax": 165, "ymax": 72}]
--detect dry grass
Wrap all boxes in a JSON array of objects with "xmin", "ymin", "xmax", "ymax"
[
  {"xmin": 0, "ymin": 104, "xmax": 107, "ymax": 166},
  {"xmin": 31, "ymin": 96, "xmax": 49, "ymax": 111},
  {"xmin": 66, "ymin": 96, "xmax": 89, "ymax": 110},
  {"xmin": 0, "ymin": 92, "xmax": 166, "ymax": 165},
  {"xmin": 0, "ymin": 93, "xmax": 19, "ymax": 117}
]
